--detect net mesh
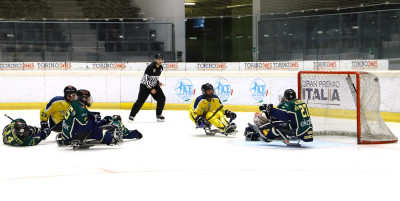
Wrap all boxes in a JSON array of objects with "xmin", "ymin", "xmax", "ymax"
[{"xmin": 299, "ymin": 71, "xmax": 397, "ymax": 144}]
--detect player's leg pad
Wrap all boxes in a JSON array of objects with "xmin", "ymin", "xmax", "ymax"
[{"xmin": 244, "ymin": 124, "xmax": 261, "ymax": 141}]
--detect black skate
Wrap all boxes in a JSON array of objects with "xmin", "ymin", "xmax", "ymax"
[
  {"xmin": 156, "ymin": 115, "xmax": 165, "ymax": 122},
  {"xmin": 128, "ymin": 116, "xmax": 134, "ymax": 122}
]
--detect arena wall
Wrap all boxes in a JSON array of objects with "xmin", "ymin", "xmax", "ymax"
[{"xmin": 0, "ymin": 61, "xmax": 398, "ymax": 122}]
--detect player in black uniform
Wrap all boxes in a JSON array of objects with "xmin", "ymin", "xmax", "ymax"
[{"xmin": 129, "ymin": 53, "xmax": 166, "ymax": 122}]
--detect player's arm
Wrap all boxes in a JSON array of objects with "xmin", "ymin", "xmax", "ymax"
[{"xmin": 29, "ymin": 126, "xmax": 49, "ymax": 141}]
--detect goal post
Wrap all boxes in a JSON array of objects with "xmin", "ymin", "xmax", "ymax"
[{"xmin": 298, "ymin": 71, "xmax": 397, "ymax": 144}]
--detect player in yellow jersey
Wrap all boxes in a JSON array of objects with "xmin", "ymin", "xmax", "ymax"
[
  {"xmin": 39, "ymin": 85, "xmax": 77, "ymax": 136},
  {"xmin": 189, "ymin": 83, "xmax": 237, "ymax": 135}
]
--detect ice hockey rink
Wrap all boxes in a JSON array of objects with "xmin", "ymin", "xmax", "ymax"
[{"xmin": 1, "ymin": 109, "xmax": 399, "ymax": 201}]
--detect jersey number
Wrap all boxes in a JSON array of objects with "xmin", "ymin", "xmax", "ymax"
[
  {"xmin": 297, "ymin": 104, "xmax": 310, "ymax": 118},
  {"xmin": 41, "ymin": 112, "xmax": 48, "ymax": 118},
  {"xmin": 65, "ymin": 107, "xmax": 74, "ymax": 119}
]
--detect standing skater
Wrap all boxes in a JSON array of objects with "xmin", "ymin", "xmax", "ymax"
[{"xmin": 129, "ymin": 54, "xmax": 166, "ymax": 122}]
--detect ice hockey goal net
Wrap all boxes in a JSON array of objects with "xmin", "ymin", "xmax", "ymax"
[{"xmin": 298, "ymin": 71, "xmax": 397, "ymax": 144}]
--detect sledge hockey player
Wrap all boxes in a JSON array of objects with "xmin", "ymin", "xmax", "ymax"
[
  {"xmin": 2, "ymin": 118, "xmax": 50, "ymax": 146},
  {"xmin": 100, "ymin": 115, "xmax": 143, "ymax": 140},
  {"xmin": 244, "ymin": 89, "xmax": 313, "ymax": 145},
  {"xmin": 40, "ymin": 85, "xmax": 77, "ymax": 135},
  {"xmin": 57, "ymin": 89, "xmax": 122, "ymax": 148},
  {"xmin": 189, "ymin": 83, "xmax": 237, "ymax": 135}
]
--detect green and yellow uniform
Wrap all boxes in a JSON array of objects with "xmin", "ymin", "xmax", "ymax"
[
  {"xmin": 2, "ymin": 119, "xmax": 46, "ymax": 146},
  {"xmin": 273, "ymin": 99, "xmax": 313, "ymax": 141},
  {"xmin": 62, "ymin": 100, "xmax": 91, "ymax": 140}
]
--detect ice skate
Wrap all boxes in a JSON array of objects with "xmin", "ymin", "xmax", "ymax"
[{"xmin": 156, "ymin": 115, "xmax": 165, "ymax": 122}]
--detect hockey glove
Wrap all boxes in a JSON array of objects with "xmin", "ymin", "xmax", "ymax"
[
  {"xmin": 195, "ymin": 116, "xmax": 206, "ymax": 128},
  {"xmin": 41, "ymin": 128, "xmax": 51, "ymax": 140},
  {"xmin": 40, "ymin": 121, "xmax": 49, "ymax": 130},
  {"xmin": 225, "ymin": 110, "xmax": 237, "ymax": 121},
  {"xmin": 259, "ymin": 104, "xmax": 273, "ymax": 119},
  {"xmin": 28, "ymin": 127, "xmax": 36, "ymax": 137},
  {"xmin": 89, "ymin": 112, "xmax": 102, "ymax": 123}
]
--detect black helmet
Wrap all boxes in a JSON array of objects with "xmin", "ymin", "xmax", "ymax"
[
  {"xmin": 284, "ymin": 89, "xmax": 296, "ymax": 101},
  {"xmin": 154, "ymin": 53, "xmax": 163, "ymax": 59},
  {"xmin": 12, "ymin": 118, "xmax": 29, "ymax": 138},
  {"xmin": 201, "ymin": 83, "xmax": 214, "ymax": 99},
  {"xmin": 64, "ymin": 85, "xmax": 77, "ymax": 100},
  {"xmin": 77, "ymin": 89, "xmax": 92, "ymax": 107}
]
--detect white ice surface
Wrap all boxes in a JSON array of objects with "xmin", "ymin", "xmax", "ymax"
[{"xmin": 1, "ymin": 109, "xmax": 400, "ymax": 201}]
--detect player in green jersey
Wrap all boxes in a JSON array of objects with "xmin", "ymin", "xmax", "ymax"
[
  {"xmin": 2, "ymin": 118, "xmax": 50, "ymax": 147},
  {"xmin": 59, "ymin": 89, "xmax": 122, "ymax": 146},
  {"xmin": 245, "ymin": 89, "xmax": 313, "ymax": 143}
]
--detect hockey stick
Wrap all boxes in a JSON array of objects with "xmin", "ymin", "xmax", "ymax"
[
  {"xmin": 49, "ymin": 122, "xmax": 62, "ymax": 131},
  {"xmin": 4, "ymin": 114, "xmax": 14, "ymax": 121},
  {"xmin": 208, "ymin": 105, "xmax": 236, "ymax": 124},
  {"xmin": 206, "ymin": 105, "xmax": 224, "ymax": 121}
]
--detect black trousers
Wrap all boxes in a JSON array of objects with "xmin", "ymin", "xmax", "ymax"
[{"xmin": 130, "ymin": 84, "xmax": 165, "ymax": 117}]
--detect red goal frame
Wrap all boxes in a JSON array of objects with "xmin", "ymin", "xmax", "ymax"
[{"xmin": 298, "ymin": 71, "xmax": 397, "ymax": 144}]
